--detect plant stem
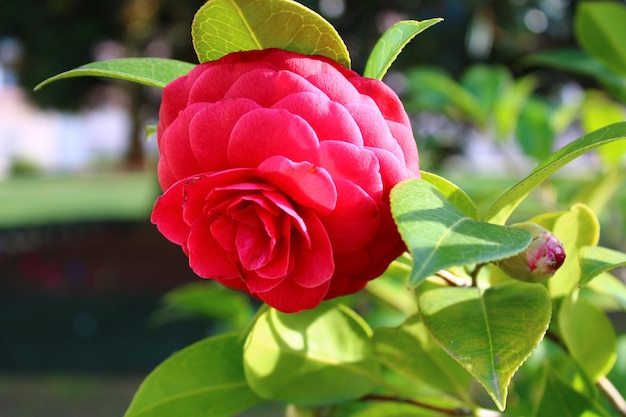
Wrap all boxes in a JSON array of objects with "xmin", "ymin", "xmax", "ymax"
[
  {"xmin": 436, "ymin": 269, "xmax": 471, "ymax": 287},
  {"xmin": 360, "ymin": 394, "xmax": 472, "ymax": 416},
  {"xmin": 597, "ymin": 376, "xmax": 626, "ymax": 417}
]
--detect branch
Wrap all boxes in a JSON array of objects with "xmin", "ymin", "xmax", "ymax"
[{"xmin": 360, "ymin": 394, "xmax": 472, "ymax": 416}]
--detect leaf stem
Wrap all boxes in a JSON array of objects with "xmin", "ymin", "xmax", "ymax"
[
  {"xmin": 360, "ymin": 394, "xmax": 472, "ymax": 416},
  {"xmin": 597, "ymin": 376, "xmax": 626, "ymax": 417},
  {"xmin": 435, "ymin": 269, "xmax": 471, "ymax": 287},
  {"xmin": 547, "ymin": 331, "xmax": 626, "ymax": 417},
  {"xmin": 470, "ymin": 264, "xmax": 485, "ymax": 287}
]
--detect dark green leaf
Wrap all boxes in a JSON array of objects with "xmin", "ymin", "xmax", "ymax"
[
  {"xmin": 153, "ymin": 282, "xmax": 254, "ymax": 330},
  {"xmin": 485, "ymin": 122, "xmax": 626, "ymax": 225},
  {"xmin": 243, "ymin": 304, "xmax": 381, "ymax": 406},
  {"xmin": 364, "ymin": 19, "xmax": 442, "ymax": 80},
  {"xmin": 533, "ymin": 366, "xmax": 611, "ymax": 417},
  {"xmin": 372, "ymin": 314, "xmax": 473, "ymax": 401},
  {"xmin": 419, "ymin": 283, "xmax": 551, "ymax": 411},
  {"xmin": 124, "ymin": 333, "xmax": 262, "ymax": 417},
  {"xmin": 390, "ymin": 179, "xmax": 532, "ymax": 287},
  {"xmin": 35, "ymin": 58, "xmax": 195, "ymax": 90},
  {"xmin": 575, "ymin": 1, "xmax": 626, "ymax": 77},
  {"xmin": 191, "ymin": 0, "xmax": 350, "ymax": 67}
]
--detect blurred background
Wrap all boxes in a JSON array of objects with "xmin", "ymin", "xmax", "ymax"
[{"xmin": 1, "ymin": 0, "xmax": 625, "ymax": 416}]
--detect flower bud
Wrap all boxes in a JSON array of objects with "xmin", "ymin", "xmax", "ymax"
[{"xmin": 498, "ymin": 222, "xmax": 566, "ymax": 282}]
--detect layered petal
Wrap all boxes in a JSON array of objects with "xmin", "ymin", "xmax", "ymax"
[
  {"xmin": 228, "ymin": 108, "xmax": 320, "ymax": 167},
  {"xmin": 258, "ymin": 155, "xmax": 337, "ymax": 215}
]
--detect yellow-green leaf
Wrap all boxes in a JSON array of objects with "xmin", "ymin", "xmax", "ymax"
[
  {"xmin": 579, "ymin": 245, "xmax": 626, "ymax": 287},
  {"xmin": 418, "ymin": 282, "xmax": 552, "ymax": 411},
  {"xmin": 192, "ymin": 0, "xmax": 350, "ymax": 67}
]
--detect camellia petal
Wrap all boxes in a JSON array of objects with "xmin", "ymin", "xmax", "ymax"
[
  {"xmin": 272, "ymin": 92, "xmax": 364, "ymax": 146},
  {"xmin": 228, "ymin": 108, "xmax": 321, "ymax": 168},
  {"xmin": 161, "ymin": 103, "xmax": 206, "ymax": 180},
  {"xmin": 319, "ymin": 140, "xmax": 383, "ymax": 200},
  {"xmin": 189, "ymin": 98, "xmax": 260, "ymax": 172},
  {"xmin": 320, "ymin": 178, "xmax": 380, "ymax": 255},
  {"xmin": 225, "ymin": 68, "xmax": 326, "ymax": 107},
  {"xmin": 255, "ymin": 270, "xmax": 331, "ymax": 314},
  {"xmin": 187, "ymin": 216, "xmax": 241, "ymax": 279},
  {"xmin": 151, "ymin": 179, "xmax": 190, "ymax": 246},
  {"xmin": 258, "ymin": 155, "xmax": 337, "ymax": 215},
  {"xmin": 287, "ymin": 208, "xmax": 334, "ymax": 289}
]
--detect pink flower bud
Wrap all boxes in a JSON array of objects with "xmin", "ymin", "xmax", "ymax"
[{"xmin": 498, "ymin": 223, "xmax": 566, "ymax": 282}]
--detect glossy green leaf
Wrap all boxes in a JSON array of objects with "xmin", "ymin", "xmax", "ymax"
[
  {"xmin": 243, "ymin": 304, "xmax": 381, "ymax": 406},
  {"xmin": 390, "ymin": 179, "xmax": 532, "ymax": 287},
  {"xmin": 533, "ymin": 366, "xmax": 610, "ymax": 417},
  {"xmin": 35, "ymin": 58, "xmax": 195, "ymax": 90},
  {"xmin": 420, "ymin": 171, "xmax": 478, "ymax": 219},
  {"xmin": 579, "ymin": 246, "xmax": 626, "ymax": 287},
  {"xmin": 575, "ymin": 1, "xmax": 626, "ymax": 77},
  {"xmin": 559, "ymin": 293, "xmax": 617, "ymax": 382},
  {"xmin": 191, "ymin": 0, "xmax": 350, "ymax": 67},
  {"xmin": 418, "ymin": 282, "xmax": 551, "ymax": 411},
  {"xmin": 372, "ymin": 314, "xmax": 473, "ymax": 402},
  {"xmin": 364, "ymin": 19, "xmax": 442, "ymax": 80},
  {"xmin": 542, "ymin": 204, "xmax": 599, "ymax": 298},
  {"xmin": 485, "ymin": 122, "xmax": 626, "ymax": 225},
  {"xmin": 525, "ymin": 49, "xmax": 626, "ymax": 104},
  {"xmin": 124, "ymin": 333, "xmax": 261, "ymax": 417},
  {"xmin": 152, "ymin": 282, "xmax": 254, "ymax": 330}
]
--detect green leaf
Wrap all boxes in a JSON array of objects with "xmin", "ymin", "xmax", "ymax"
[
  {"xmin": 493, "ymin": 74, "xmax": 537, "ymax": 141},
  {"xmin": 124, "ymin": 333, "xmax": 261, "ymax": 417},
  {"xmin": 575, "ymin": 1, "xmax": 626, "ymax": 77},
  {"xmin": 372, "ymin": 314, "xmax": 473, "ymax": 402},
  {"xmin": 579, "ymin": 246, "xmax": 626, "ymax": 287},
  {"xmin": 152, "ymin": 282, "xmax": 254, "ymax": 331},
  {"xmin": 35, "ymin": 58, "xmax": 196, "ymax": 90},
  {"xmin": 588, "ymin": 272, "xmax": 626, "ymax": 311},
  {"xmin": 516, "ymin": 97, "xmax": 554, "ymax": 162},
  {"xmin": 420, "ymin": 171, "xmax": 479, "ymax": 220},
  {"xmin": 533, "ymin": 366, "xmax": 610, "ymax": 417},
  {"xmin": 581, "ymin": 90, "xmax": 626, "ymax": 166},
  {"xmin": 485, "ymin": 122, "xmax": 626, "ymax": 225},
  {"xmin": 333, "ymin": 401, "xmax": 452, "ymax": 417},
  {"xmin": 364, "ymin": 19, "xmax": 442, "ymax": 80},
  {"xmin": 191, "ymin": 0, "xmax": 350, "ymax": 67},
  {"xmin": 404, "ymin": 68, "xmax": 484, "ymax": 123},
  {"xmin": 243, "ymin": 303, "xmax": 381, "ymax": 406},
  {"xmin": 541, "ymin": 204, "xmax": 599, "ymax": 298},
  {"xmin": 418, "ymin": 282, "xmax": 552, "ymax": 411},
  {"xmin": 460, "ymin": 65, "xmax": 511, "ymax": 118},
  {"xmin": 559, "ymin": 293, "xmax": 617, "ymax": 382},
  {"xmin": 390, "ymin": 179, "xmax": 532, "ymax": 287},
  {"xmin": 525, "ymin": 49, "xmax": 626, "ymax": 104}
]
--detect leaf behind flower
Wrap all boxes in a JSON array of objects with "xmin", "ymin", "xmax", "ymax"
[
  {"xmin": 364, "ymin": 19, "xmax": 442, "ymax": 80},
  {"xmin": 34, "ymin": 58, "xmax": 196, "ymax": 90},
  {"xmin": 192, "ymin": 0, "xmax": 351, "ymax": 67}
]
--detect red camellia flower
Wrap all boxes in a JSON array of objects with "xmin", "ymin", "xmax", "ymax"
[{"xmin": 151, "ymin": 48, "xmax": 419, "ymax": 313}]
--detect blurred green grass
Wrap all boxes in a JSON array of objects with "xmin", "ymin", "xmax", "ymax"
[{"xmin": 0, "ymin": 173, "xmax": 159, "ymax": 227}]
